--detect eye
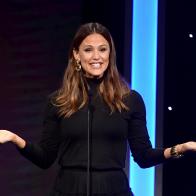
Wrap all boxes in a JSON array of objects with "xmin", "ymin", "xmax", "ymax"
[
  {"xmin": 100, "ymin": 47, "xmax": 108, "ymax": 52},
  {"xmin": 84, "ymin": 48, "xmax": 92, "ymax": 52}
]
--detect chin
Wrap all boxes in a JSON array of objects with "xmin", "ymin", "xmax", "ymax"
[
  {"xmin": 93, "ymin": 74, "xmax": 104, "ymax": 78},
  {"xmin": 89, "ymin": 71, "xmax": 104, "ymax": 77}
]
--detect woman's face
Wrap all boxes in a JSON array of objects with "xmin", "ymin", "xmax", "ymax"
[{"xmin": 73, "ymin": 33, "xmax": 110, "ymax": 78}]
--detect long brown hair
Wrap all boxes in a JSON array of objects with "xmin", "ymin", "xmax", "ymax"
[{"xmin": 53, "ymin": 22, "xmax": 130, "ymax": 117}]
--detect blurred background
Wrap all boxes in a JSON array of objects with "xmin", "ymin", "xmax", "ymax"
[{"xmin": 0, "ymin": 0, "xmax": 195, "ymax": 195}]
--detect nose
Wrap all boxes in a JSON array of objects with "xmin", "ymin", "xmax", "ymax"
[{"xmin": 92, "ymin": 50, "xmax": 100, "ymax": 59}]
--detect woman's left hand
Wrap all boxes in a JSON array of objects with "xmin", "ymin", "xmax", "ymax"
[
  {"xmin": 180, "ymin": 141, "xmax": 196, "ymax": 153},
  {"xmin": 164, "ymin": 141, "xmax": 196, "ymax": 159}
]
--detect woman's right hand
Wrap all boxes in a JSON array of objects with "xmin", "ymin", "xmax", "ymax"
[
  {"xmin": 0, "ymin": 130, "xmax": 26, "ymax": 148},
  {"xmin": 0, "ymin": 130, "xmax": 16, "ymax": 144}
]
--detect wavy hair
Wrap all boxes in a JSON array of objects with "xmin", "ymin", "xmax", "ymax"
[{"xmin": 53, "ymin": 22, "xmax": 130, "ymax": 117}]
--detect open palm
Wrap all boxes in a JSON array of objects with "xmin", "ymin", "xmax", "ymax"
[{"xmin": 0, "ymin": 130, "xmax": 15, "ymax": 144}]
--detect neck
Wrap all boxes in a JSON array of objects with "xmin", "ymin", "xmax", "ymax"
[{"xmin": 83, "ymin": 72, "xmax": 104, "ymax": 79}]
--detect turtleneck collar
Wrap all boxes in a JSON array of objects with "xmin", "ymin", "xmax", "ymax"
[
  {"xmin": 85, "ymin": 76, "xmax": 103, "ymax": 86},
  {"xmin": 84, "ymin": 76, "xmax": 103, "ymax": 96}
]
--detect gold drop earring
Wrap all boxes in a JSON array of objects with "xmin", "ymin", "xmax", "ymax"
[{"xmin": 75, "ymin": 60, "xmax": 81, "ymax": 71}]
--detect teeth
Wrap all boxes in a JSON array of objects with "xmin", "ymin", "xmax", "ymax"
[{"xmin": 91, "ymin": 63, "xmax": 101, "ymax": 68}]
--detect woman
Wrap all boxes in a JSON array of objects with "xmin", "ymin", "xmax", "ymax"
[{"xmin": 0, "ymin": 22, "xmax": 196, "ymax": 196}]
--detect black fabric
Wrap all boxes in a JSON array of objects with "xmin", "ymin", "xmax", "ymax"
[
  {"xmin": 18, "ymin": 77, "xmax": 166, "ymax": 195},
  {"xmin": 49, "ymin": 168, "xmax": 133, "ymax": 196}
]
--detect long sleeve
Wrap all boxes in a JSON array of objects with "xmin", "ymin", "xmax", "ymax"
[
  {"xmin": 18, "ymin": 96, "xmax": 61, "ymax": 169},
  {"xmin": 128, "ymin": 90, "xmax": 166, "ymax": 168}
]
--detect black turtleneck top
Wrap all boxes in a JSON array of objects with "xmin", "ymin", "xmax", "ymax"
[{"xmin": 18, "ymin": 78, "xmax": 166, "ymax": 170}]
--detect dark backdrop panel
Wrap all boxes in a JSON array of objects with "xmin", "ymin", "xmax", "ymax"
[
  {"xmin": 0, "ymin": 0, "xmax": 131, "ymax": 195},
  {"xmin": 0, "ymin": 1, "xmax": 82, "ymax": 195},
  {"xmin": 163, "ymin": 1, "xmax": 196, "ymax": 195}
]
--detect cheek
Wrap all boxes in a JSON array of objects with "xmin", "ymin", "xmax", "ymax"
[
  {"xmin": 103, "ymin": 54, "xmax": 110, "ymax": 64},
  {"xmin": 80, "ymin": 52, "xmax": 91, "ymax": 60},
  {"xmin": 80, "ymin": 56, "xmax": 90, "ymax": 71}
]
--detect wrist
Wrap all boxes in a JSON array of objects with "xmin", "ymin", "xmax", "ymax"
[
  {"xmin": 170, "ymin": 144, "xmax": 184, "ymax": 159},
  {"xmin": 12, "ymin": 134, "xmax": 26, "ymax": 148},
  {"xmin": 11, "ymin": 133, "xmax": 18, "ymax": 143}
]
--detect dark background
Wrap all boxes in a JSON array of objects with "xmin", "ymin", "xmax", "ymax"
[
  {"xmin": 163, "ymin": 1, "xmax": 196, "ymax": 196},
  {"xmin": 0, "ymin": 0, "xmax": 195, "ymax": 195}
]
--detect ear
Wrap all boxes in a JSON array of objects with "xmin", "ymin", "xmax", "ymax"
[{"xmin": 73, "ymin": 49, "xmax": 80, "ymax": 62}]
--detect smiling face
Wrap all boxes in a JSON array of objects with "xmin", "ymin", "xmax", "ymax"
[{"xmin": 73, "ymin": 33, "xmax": 110, "ymax": 78}]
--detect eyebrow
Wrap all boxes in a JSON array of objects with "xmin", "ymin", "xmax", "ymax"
[{"xmin": 82, "ymin": 44, "xmax": 109, "ymax": 47}]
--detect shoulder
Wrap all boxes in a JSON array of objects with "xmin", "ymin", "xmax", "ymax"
[
  {"xmin": 130, "ymin": 90, "xmax": 145, "ymax": 104},
  {"xmin": 125, "ymin": 90, "xmax": 146, "ymax": 112},
  {"xmin": 47, "ymin": 90, "xmax": 58, "ymax": 102},
  {"xmin": 44, "ymin": 91, "xmax": 59, "ymax": 117},
  {"xmin": 125, "ymin": 89, "xmax": 145, "ymax": 104},
  {"xmin": 130, "ymin": 89, "xmax": 143, "ymax": 98}
]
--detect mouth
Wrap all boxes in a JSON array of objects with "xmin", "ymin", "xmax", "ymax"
[{"xmin": 90, "ymin": 63, "xmax": 102, "ymax": 69}]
